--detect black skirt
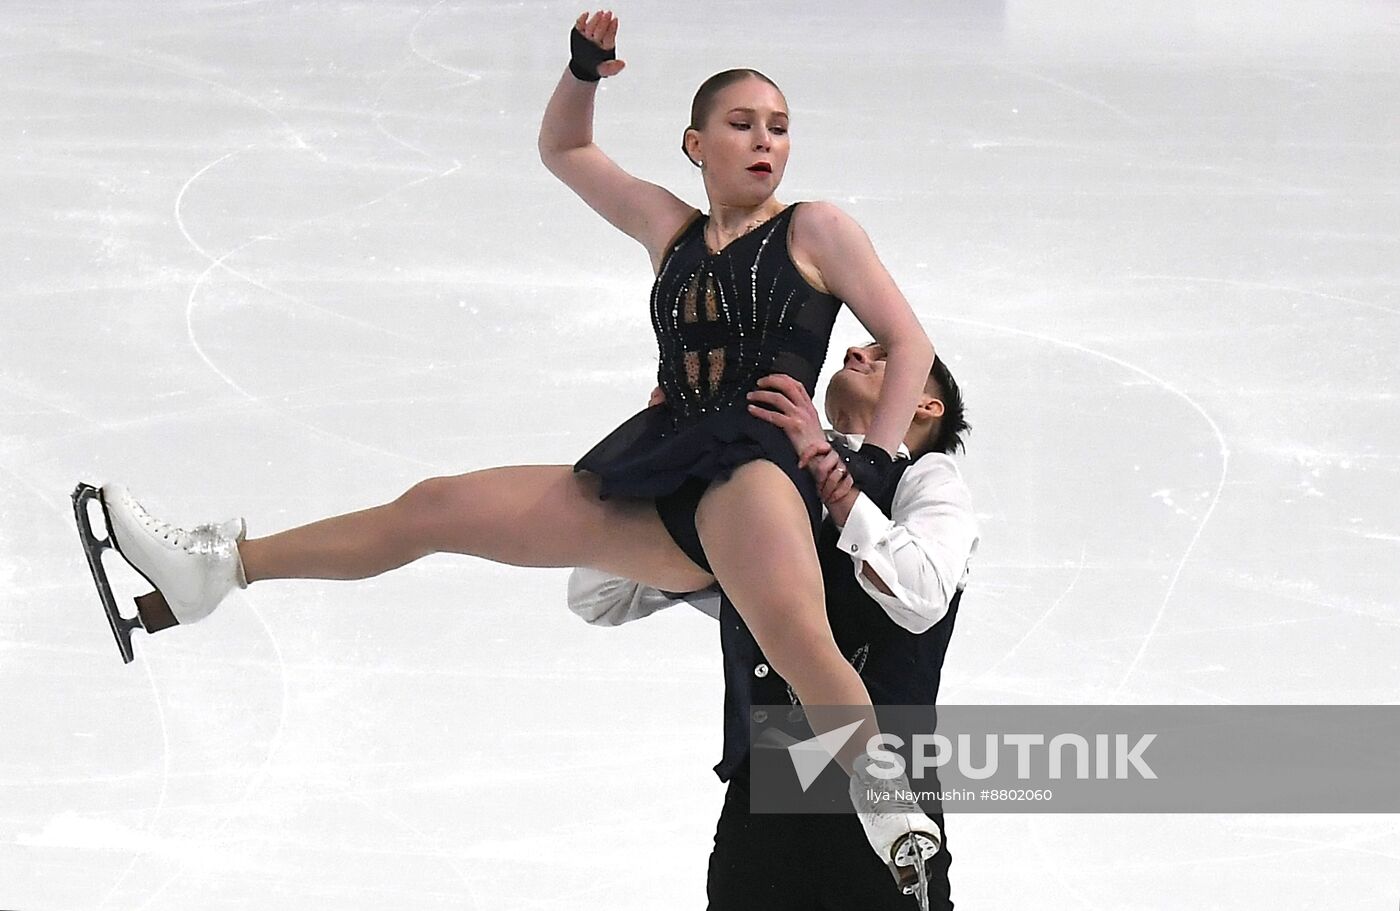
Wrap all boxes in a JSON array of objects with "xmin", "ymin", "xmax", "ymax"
[{"xmin": 573, "ymin": 400, "xmax": 823, "ymax": 570}]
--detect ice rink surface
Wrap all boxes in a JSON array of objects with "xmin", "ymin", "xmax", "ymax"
[{"xmin": 2, "ymin": 1, "xmax": 1398, "ymax": 907}]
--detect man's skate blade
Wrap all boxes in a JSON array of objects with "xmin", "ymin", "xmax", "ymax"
[
  {"xmin": 891, "ymin": 832, "xmax": 939, "ymax": 909},
  {"xmin": 900, "ymin": 858, "xmax": 931, "ymax": 911},
  {"xmin": 72, "ymin": 483, "xmax": 140, "ymax": 663}
]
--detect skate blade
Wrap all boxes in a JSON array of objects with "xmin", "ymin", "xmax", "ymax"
[
  {"xmin": 72, "ymin": 483, "xmax": 181, "ymax": 663},
  {"xmin": 891, "ymin": 832, "xmax": 939, "ymax": 910},
  {"xmin": 72, "ymin": 483, "xmax": 140, "ymax": 664}
]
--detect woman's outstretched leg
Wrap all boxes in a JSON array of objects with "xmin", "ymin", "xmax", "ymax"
[
  {"xmin": 92, "ymin": 466, "xmax": 716, "ymax": 635},
  {"xmin": 240, "ymin": 465, "xmax": 716, "ymax": 593}
]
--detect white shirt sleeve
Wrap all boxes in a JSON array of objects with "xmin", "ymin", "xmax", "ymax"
[
  {"xmin": 565, "ymin": 566, "xmax": 722, "ymax": 626},
  {"xmin": 833, "ymin": 454, "xmax": 980, "ymax": 634}
]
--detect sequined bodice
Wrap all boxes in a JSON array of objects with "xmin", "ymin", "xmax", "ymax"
[{"xmin": 649, "ymin": 202, "xmax": 842, "ymax": 424}]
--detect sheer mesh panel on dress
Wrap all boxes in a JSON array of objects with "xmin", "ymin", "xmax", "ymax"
[{"xmin": 770, "ymin": 290, "xmax": 840, "ymax": 391}]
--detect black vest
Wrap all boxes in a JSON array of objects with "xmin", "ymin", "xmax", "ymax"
[{"xmin": 715, "ymin": 456, "xmax": 964, "ymax": 781}]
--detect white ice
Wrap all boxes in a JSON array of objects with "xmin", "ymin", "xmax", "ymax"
[{"xmin": 2, "ymin": 1, "xmax": 1398, "ymax": 908}]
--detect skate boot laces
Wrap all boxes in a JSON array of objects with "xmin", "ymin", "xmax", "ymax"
[{"xmin": 120, "ymin": 491, "xmax": 240, "ymax": 557}]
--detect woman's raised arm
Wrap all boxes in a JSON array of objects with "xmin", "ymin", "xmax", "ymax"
[
  {"xmin": 537, "ymin": 10, "xmax": 696, "ymax": 269},
  {"xmin": 799, "ymin": 201, "xmax": 935, "ymax": 456}
]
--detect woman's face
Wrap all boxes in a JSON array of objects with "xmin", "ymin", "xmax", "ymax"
[{"xmin": 689, "ymin": 77, "xmax": 790, "ymax": 206}]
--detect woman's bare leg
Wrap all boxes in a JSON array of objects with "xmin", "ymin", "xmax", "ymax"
[
  {"xmin": 694, "ymin": 459, "xmax": 880, "ymax": 776},
  {"xmin": 238, "ymin": 465, "xmax": 716, "ymax": 595},
  {"xmin": 238, "ymin": 458, "xmax": 871, "ymax": 759}
]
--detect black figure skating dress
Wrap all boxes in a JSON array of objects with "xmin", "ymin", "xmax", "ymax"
[{"xmin": 573, "ymin": 201, "xmax": 842, "ymax": 573}]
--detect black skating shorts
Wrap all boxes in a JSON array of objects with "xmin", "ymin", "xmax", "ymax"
[
  {"xmin": 655, "ymin": 475, "xmax": 718, "ymax": 574},
  {"xmin": 654, "ymin": 456, "xmax": 822, "ymax": 577}
]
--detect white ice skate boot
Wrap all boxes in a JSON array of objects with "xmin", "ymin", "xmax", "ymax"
[
  {"xmin": 849, "ymin": 753, "xmax": 942, "ymax": 910},
  {"xmin": 71, "ymin": 481, "xmax": 247, "ymax": 663}
]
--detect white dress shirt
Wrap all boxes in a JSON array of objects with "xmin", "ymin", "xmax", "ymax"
[{"xmin": 566, "ymin": 430, "xmax": 979, "ymax": 634}]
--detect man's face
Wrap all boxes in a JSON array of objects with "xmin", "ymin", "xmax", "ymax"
[{"xmin": 824, "ymin": 341, "xmax": 886, "ymax": 421}]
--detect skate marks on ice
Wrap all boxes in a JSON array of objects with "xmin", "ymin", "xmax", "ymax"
[
  {"xmin": 1126, "ymin": 273, "xmax": 1400, "ymax": 320},
  {"xmin": 992, "ymin": 814, "xmax": 1400, "ymax": 910},
  {"xmin": 408, "ymin": 0, "xmax": 487, "ymax": 90},
  {"xmin": 105, "ymin": 32, "xmax": 500, "ymax": 908},
  {"xmin": 172, "ymin": 149, "xmax": 442, "ymax": 472},
  {"xmin": 106, "ymin": 610, "xmax": 290, "ymax": 911},
  {"xmin": 65, "ymin": 492, "xmax": 290, "ymax": 911},
  {"xmin": 927, "ymin": 312, "xmax": 1231, "ymax": 700},
  {"xmin": 1, "ymin": 41, "xmax": 321, "ymax": 158},
  {"xmin": 4, "ymin": 43, "xmax": 299, "ymax": 906},
  {"xmin": 0, "ymin": 473, "xmax": 180, "ymax": 911},
  {"xmin": 168, "ymin": 6, "xmax": 491, "ymax": 473},
  {"xmin": 113, "ymin": 51, "xmax": 479, "ymax": 911},
  {"xmin": 117, "ymin": 10, "xmax": 494, "ymax": 907},
  {"xmin": 968, "ymin": 541, "xmax": 1089, "ymax": 693},
  {"xmin": 990, "ymin": 63, "xmax": 1152, "ymax": 133},
  {"xmin": 926, "ymin": 274, "xmax": 1397, "ymax": 903}
]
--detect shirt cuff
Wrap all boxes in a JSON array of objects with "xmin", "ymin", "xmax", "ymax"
[{"xmin": 835, "ymin": 491, "xmax": 895, "ymax": 558}]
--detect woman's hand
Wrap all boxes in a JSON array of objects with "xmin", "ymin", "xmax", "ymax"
[
  {"xmin": 572, "ymin": 10, "xmax": 626, "ymax": 79},
  {"xmin": 648, "ymin": 385, "xmax": 666, "ymax": 407},
  {"xmin": 746, "ymin": 373, "xmax": 829, "ymax": 467}
]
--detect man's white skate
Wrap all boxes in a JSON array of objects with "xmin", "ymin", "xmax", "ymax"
[
  {"xmin": 71, "ymin": 482, "xmax": 247, "ymax": 664},
  {"xmin": 850, "ymin": 754, "xmax": 942, "ymax": 910}
]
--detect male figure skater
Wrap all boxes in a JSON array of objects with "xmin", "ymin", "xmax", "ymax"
[{"xmin": 568, "ymin": 342, "xmax": 978, "ymax": 909}]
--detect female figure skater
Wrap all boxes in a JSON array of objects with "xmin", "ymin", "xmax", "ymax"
[{"xmin": 73, "ymin": 10, "xmax": 940, "ymax": 900}]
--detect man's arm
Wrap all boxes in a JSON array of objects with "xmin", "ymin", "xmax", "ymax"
[
  {"xmin": 566, "ymin": 566, "xmax": 721, "ymax": 626},
  {"xmin": 750, "ymin": 378, "xmax": 980, "ymax": 635},
  {"xmin": 827, "ymin": 454, "xmax": 980, "ymax": 634}
]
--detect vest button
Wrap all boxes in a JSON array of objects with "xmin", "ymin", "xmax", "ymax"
[
  {"xmin": 754, "ymin": 663, "xmax": 770, "ymax": 678},
  {"xmin": 752, "ymin": 709, "xmax": 769, "ymax": 723}
]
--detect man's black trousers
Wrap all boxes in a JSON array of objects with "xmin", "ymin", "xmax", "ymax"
[{"xmin": 706, "ymin": 777, "xmax": 954, "ymax": 910}]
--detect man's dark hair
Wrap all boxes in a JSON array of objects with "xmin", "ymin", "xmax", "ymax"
[
  {"xmin": 924, "ymin": 356, "xmax": 970, "ymax": 456},
  {"xmin": 681, "ymin": 69, "xmax": 784, "ymax": 166}
]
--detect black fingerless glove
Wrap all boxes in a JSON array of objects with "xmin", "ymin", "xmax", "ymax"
[
  {"xmin": 569, "ymin": 26, "xmax": 615, "ymax": 82},
  {"xmin": 831, "ymin": 440, "xmax": 899, "ymax": 502}
]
